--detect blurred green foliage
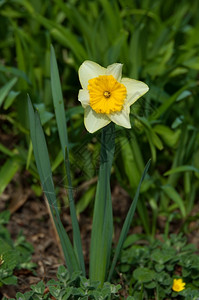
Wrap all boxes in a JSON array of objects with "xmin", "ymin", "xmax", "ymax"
[{"xmin": 0, "ymin": 0, "xmax": 199, "ymax": 236}]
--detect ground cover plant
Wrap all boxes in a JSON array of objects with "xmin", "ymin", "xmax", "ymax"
[
  {"xmin": 3, "ymin": 266, "xmax": 122, "ymax": 300},
  {"xmin": 0, "ymin": 210, "xmax": 36, "ymax": 288},
  {"xmin": 117, "ymin": 233, "xmax": 199, "ymax": 299},
  {"xmin": 0, "ymin": 0, "xmax": 199, "ymax": 298}
]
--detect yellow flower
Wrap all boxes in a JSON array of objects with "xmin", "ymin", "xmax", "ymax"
[
  {"xmin": 172, "ymin": 278, "xmax": 186, "ymax": 292},
  {"xmin": 78, "ymin": 61, "xmax": 149, "ymax": 133}
]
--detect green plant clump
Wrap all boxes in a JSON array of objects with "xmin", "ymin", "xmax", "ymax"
[
  {"xmin": 0, "ymin": 210, "xmax": 36, "ymax": 287},
  {"xmin": 118, "ymin": 233, "xmax": 199, "ymax": 299},
  {"xmin": 2, "ymin": 265, "xmax": 122, "ymax": 300}
]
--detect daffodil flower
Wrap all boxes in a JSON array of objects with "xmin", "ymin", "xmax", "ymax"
[
  {"xmin": 172, "ymin": 278, "xmax": 186, "ymax": 292},
  {"xmin": 78, "ymin": 61, "xmax": 149, "ymax": 133}
]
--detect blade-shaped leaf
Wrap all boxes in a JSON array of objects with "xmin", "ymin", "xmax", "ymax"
[
  {"xmin": 161, "ymin": 184, "xmax": 186, "ymax": 218},
  {"xmin": 50, "ymin": 46, "xmax": 85, "ymax": 275},
  {"xmin": 27, "ymin": 96, "xmax": 79, "ymax": 274},
  {"xmin": 35, "ymin": 14, "xmax": 87, "ymax": 61},
  {"xmin": 164, "ymin": 165, "xmax": 199, "ymax": 176},
  {"xmin": 108, "ymin": 159, "xmax": 151, "ymax": 281},
  {"xmin": 0, "ymin": 77, "xmax": 18, "ymax": 108},
  {"xmin": 90, "ymin": 123, "xmax": 115, "ymax": 284},
  {"xmin": 50, "ymin": 45, "xmax": 68, "ymax": 155},
  {"xmin": 0, "ymin": 157, "xmax": 22, "ymax": 195}
]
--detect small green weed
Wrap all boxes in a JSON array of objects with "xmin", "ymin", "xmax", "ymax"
[
  {"xmin": 117, "ymin": 233, "xmax": 199, "ymax": 299},
  {"xmin": 3, "ymin": 266, "xmax": 121, "ymax": 300},
  {"xmin": 0, "ymin": 210, "xmax": 36, "ymax": 287}
]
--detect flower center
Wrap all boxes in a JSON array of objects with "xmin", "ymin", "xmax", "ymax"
[
  {"xmin": 103, "ymin": 91, "xmax": 111, "ymax": 98},
  {"xmin": 87, "ymin": 75, "xmax": 127, "ymax": 114}
]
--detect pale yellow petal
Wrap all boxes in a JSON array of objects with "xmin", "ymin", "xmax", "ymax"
[
  {"xmin": 109, "ymin": 106, "xmax": 131, "ymax": 128},
  {"xmin": 84, "ymin": 106, "xmax": 111, "ymax": 133},
  {"xmin": 106, "ymin": 63, "xmax": 123, "ymax": 81},
  {"xmin": 79, "ymin": 61, "xmax": 106, "ymax": 89},
  {"xmin": 78, "ymin": 89, "xmax": 90, "ymax": 108},
  {"xmin": 121, "ymin": 78, "xmax": 149, "ymax": 106}
]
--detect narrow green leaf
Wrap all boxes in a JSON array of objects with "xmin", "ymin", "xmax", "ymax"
[
  {"xmin": 55, "ymin": 0, "xmax": 93, "ymax": 42},
  {"xmin": 26, "ymin": 141, "xmax": 33, "ymax": 170},
  {"xmin": 0, "ymin": 77, "xmax": 18, "ymax": 108},
  {"xmin": 118, "ymin": 136, "xmax": 141, "ymax": 187},
  {"xmin": 3, "ymin": 91, "xmax": 20, "ymax": 110},
  {"xmin": 164, "ymin": 165, "xmax": 199, "ymax": 176},
  {"xmin": 0, "ymin": 65, "xmax": 30, "ymax": 84},
  {"xmin": 0, "ymin": 157, "xmax": 21, "ymax": 195},
  {"xmin": 108, "ymin": 159, "xmax": 151, "ymax": 281},
  {"xmin": 90, "ymin": 123, "xmax": 115, "ymax": 284},
  {"xmin": 27, "ymin": 96, "xmax": 79, "ymax": 274},
  {"xmin": 0, "ymin": 143, "xmax": 15, "ymax": 157},
  {"xmin": 136, "ymin": 198, "xmax": 150, "ymax": 236},
  {"xmin": 149, "ymin": 83, "xmax": 195, "ymax": 121},
  {"xmin": 15, "ymin": 32, "xmax": 28, "ymax": 89},
  {"xmin": 153, "ymin": 125, "xmax": 181, "ymax": 148},
  {"xmin": 161, "ymin": 185, "xmax": 186, "ymax": 218},
  {"xmin": 50, "ymin": 46, "xmax": 85, "ymax": 275},
  {"xmin": 35, "ymin": 14, "xmax": 87, "ymax": 61},
  {"xmin": 65, "ymin": 148, "xmax": 86, "ymax": 275},
  {"xmin": 100, "ymin": 0, "xmax": 121, "ymax": 39},
  {"xmin": 176, "ymin": 90, "xmax": 192, "ymax": 102},
  {"xmin": 50, "ymin": 45, "xmax": 69, "ymax": 154},
  {"xmin": 106, "ymin": 30, "xmax": 128, "ymax": 65},
  {"xmin": 76, "ymin": 186, "xmax": 95, "ymax": 215},
  {"xmin": 51, "ymin": 150, "xmax": 64, "ymax": 172},
  {"xmin": 129, "ymin": 28, "xmax": 141, "ymax": 79}
]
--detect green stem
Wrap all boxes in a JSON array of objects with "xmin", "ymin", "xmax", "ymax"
[
  {"xmin": 65, "ymin": 148, "xmax": 86, "ymax": 275},
  {"xmin": 89, "ymin": 123, "xmax": 115, "ymax": 284}
]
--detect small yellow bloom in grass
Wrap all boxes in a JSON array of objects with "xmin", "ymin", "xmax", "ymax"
[
  {"xmin": 172, "ymin": 278, "xmax": 186, "ymax": 292},
  {"xmin": 78, "ymin": 61, "xmax": 149, "ymax": 133}
]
